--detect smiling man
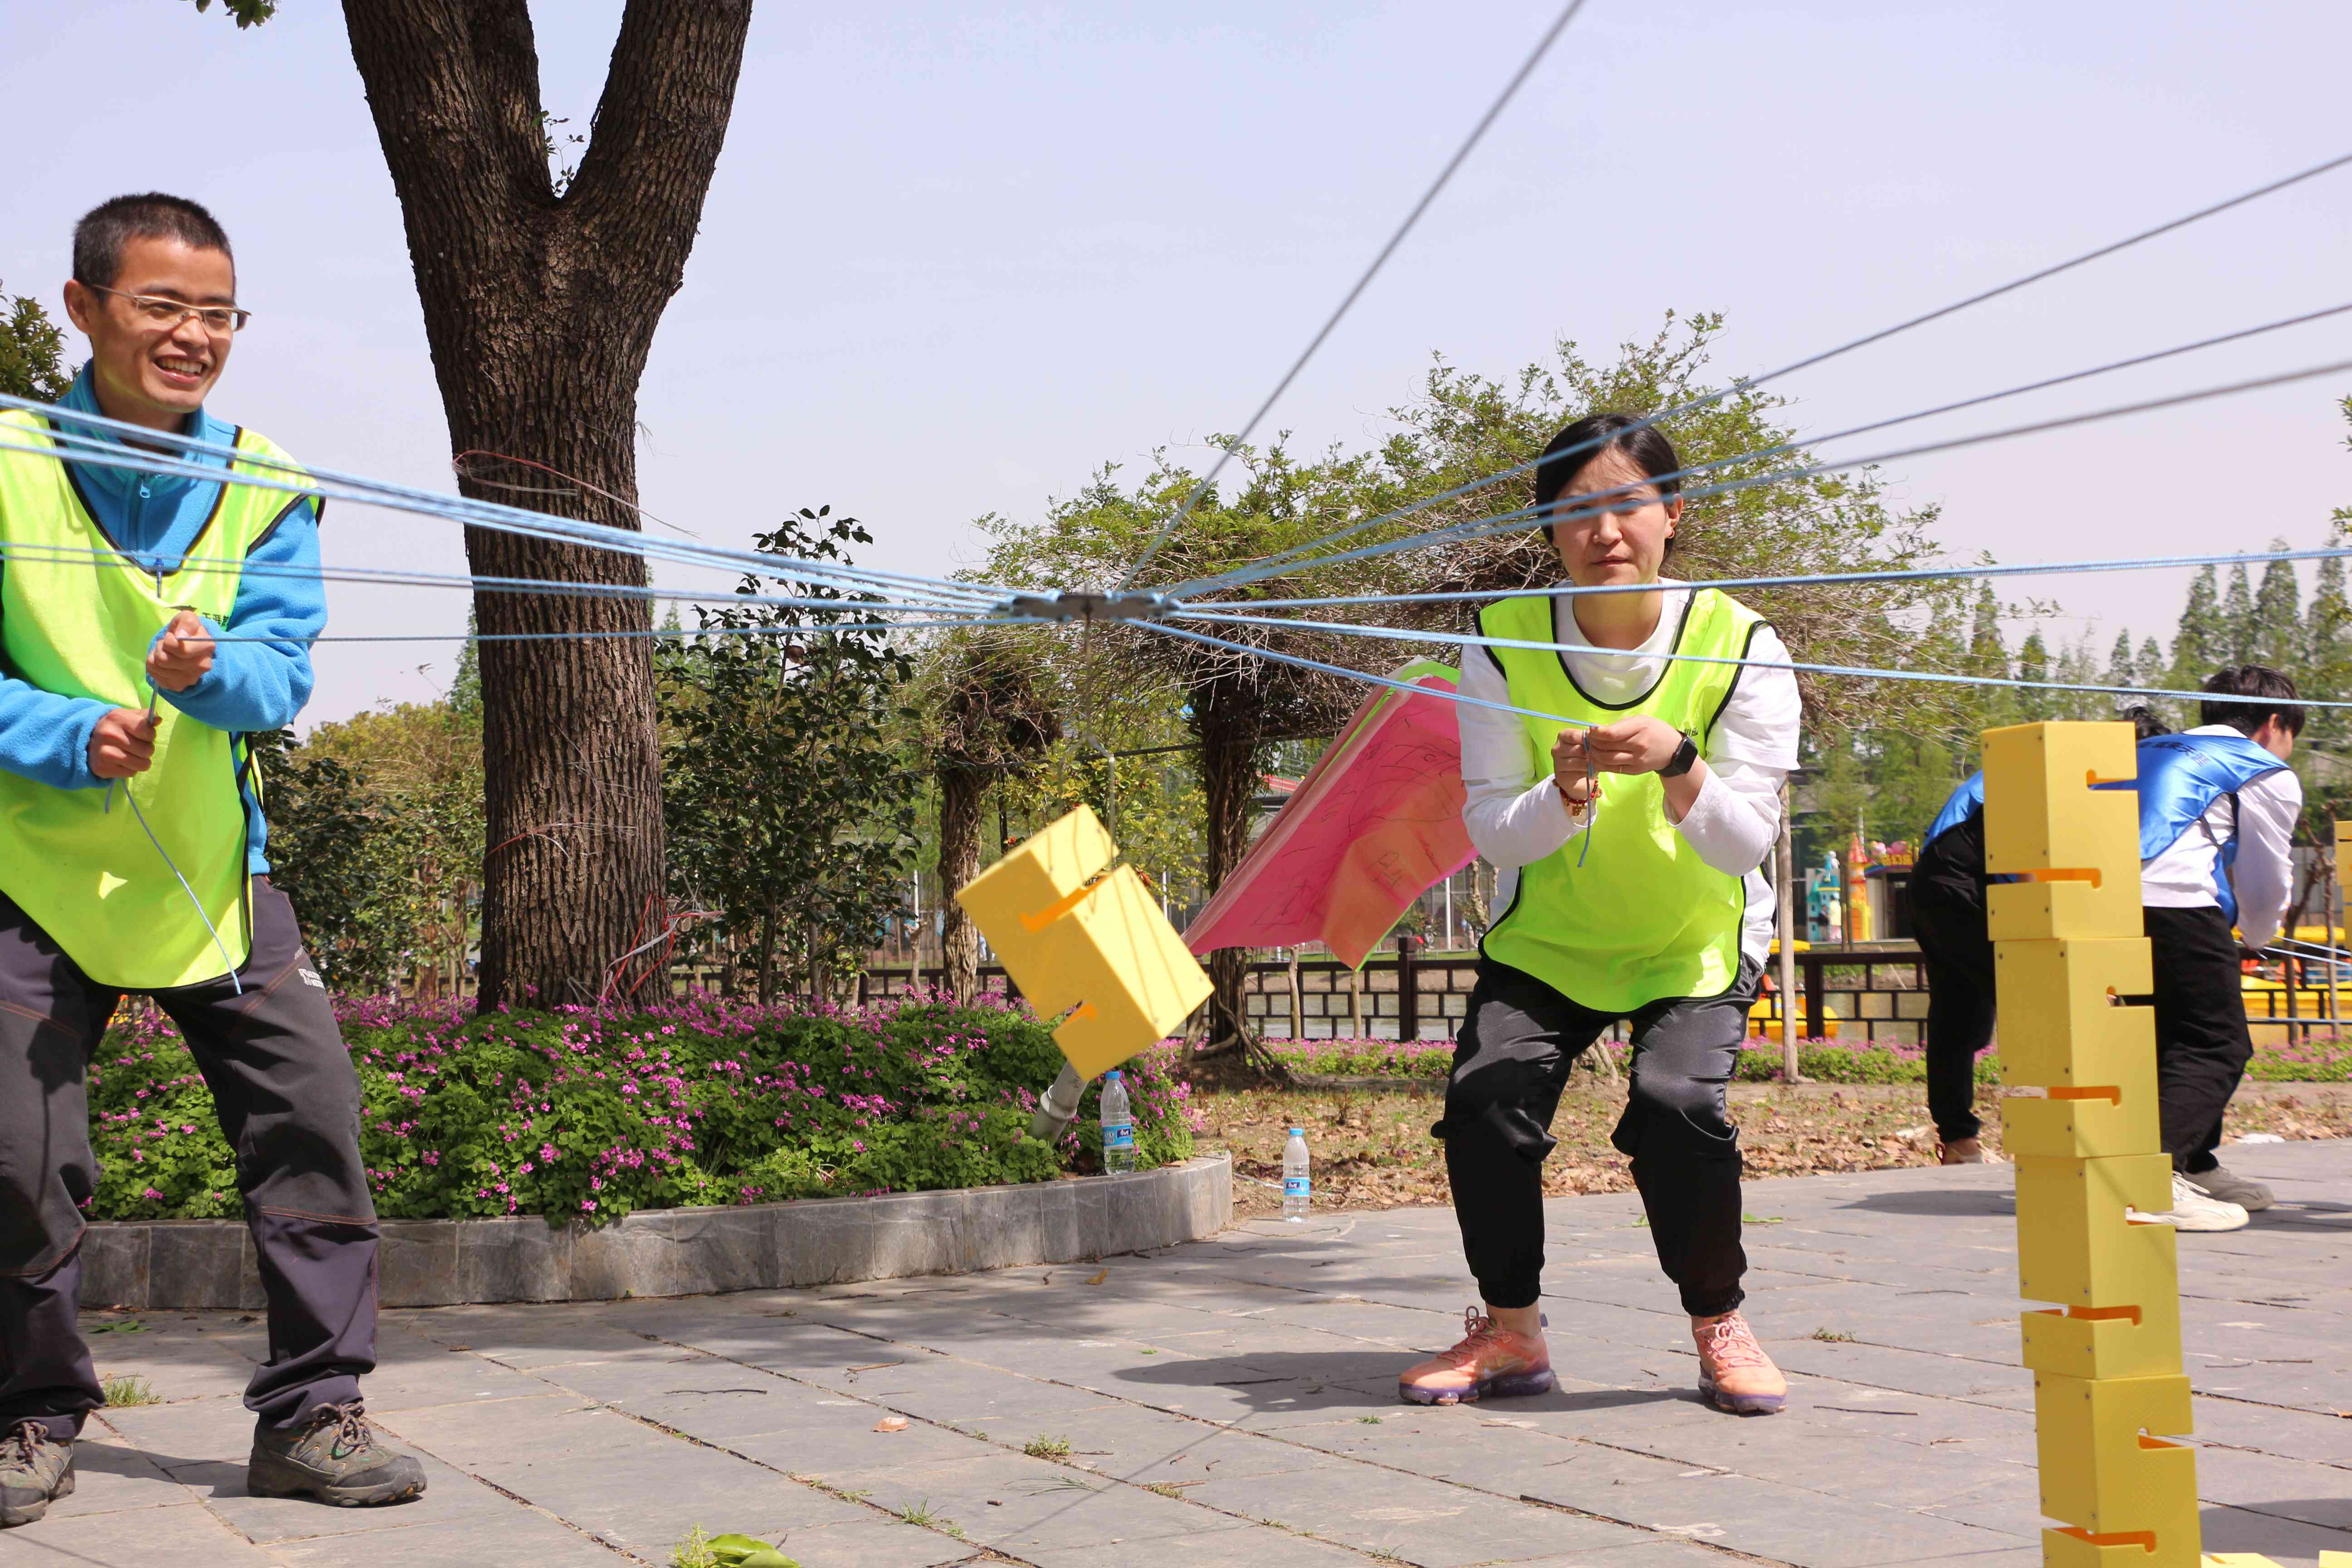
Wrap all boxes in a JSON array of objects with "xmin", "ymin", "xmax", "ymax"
[{"xmin": 0, "ymin": 194, "xmax": 421, "ymax": 1525}]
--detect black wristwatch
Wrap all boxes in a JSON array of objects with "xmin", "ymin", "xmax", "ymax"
[{"xmin": 1658, "ymin": 730, "xmax": 1700, "ymax": 778}]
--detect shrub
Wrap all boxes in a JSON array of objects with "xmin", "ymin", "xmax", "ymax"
[{"xmin": 85, "ymin": 994, "xmax": 1198, "ymax": 1225}]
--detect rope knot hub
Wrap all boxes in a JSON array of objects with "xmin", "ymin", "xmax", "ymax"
[{"xmin": 999, "ymin": 590, "xmax": 1171, "ymax": 624}]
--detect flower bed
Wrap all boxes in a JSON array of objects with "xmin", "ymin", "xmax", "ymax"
[
  {"xmin": 1266, "ymin": 1033, "xmax": 2352, "ymax": 1086},
  {"xmin": 88, "ymin": 995, "xmax": 1198, "ymax": 1225}
]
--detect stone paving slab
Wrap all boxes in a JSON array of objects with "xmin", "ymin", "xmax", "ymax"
[{"xmin": 3, "ymin": 1138, "xmax": 2346, "ymax": 1568}]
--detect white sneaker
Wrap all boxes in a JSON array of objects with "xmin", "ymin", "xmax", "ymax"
[
  {"xmin": 2129, "ymin": 1173, "xmax": 2249, "ymax": 1232},
  {"xmin": 2185, "ymin": 1165, "xmax": 2274, "ymax": 1212}
]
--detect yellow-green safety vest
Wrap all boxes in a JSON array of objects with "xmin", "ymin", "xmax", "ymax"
[
  {"xmin": 0, "ymin": 409, "xmax": 315, "ymax": 988},
  {"xmin": 1477, "ymin": 588, "xmax": 1768, "ymax": 1012}
]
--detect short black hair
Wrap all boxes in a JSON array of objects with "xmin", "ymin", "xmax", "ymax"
[
  {"xmin": 1532, "ymin": 413, "xmax": 1683, "ymax": 554},
  {"xmin": 2200, "ymin": 664, "xmax": 2304, "ymax": 738},
  {"xmin": 72, "ymin": 194, "xmax": 234, "ymax": 290}
]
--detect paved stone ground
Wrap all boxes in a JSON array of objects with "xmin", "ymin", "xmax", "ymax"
[{"xmin": 8, "ymin": 1142, "xmax": 2347, "ymax": 1568}]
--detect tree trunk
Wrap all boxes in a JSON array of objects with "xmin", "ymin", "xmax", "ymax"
[
  {"xmin": 757, "ymin": 904, "xmax": 776, "ymax": 1007},
  {"xmin": 937, "ymin": 766, "xmax": 986, "ymax": 1000},
  {"xmin": 341, "ymin": 0, "xmax": 754, "ymax": 1009},
  {"xmin": 1195, "ymin": 698, "xmax": 1265, "ymax": 1043}
]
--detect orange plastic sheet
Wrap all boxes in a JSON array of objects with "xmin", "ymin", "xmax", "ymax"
[{"xmin": 1184, "ymin": 659, "xmax": 1472, "ymax": 969}]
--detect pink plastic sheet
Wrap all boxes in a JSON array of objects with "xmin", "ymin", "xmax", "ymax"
[{"xmin": 1184, "ymin": 660, "xmax": 1473, "ymax": 969}]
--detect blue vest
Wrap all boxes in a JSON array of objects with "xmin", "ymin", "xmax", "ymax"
[
  {"xmin": 1924, "ymin": 774, "xmax": 1985, "ymax": 850},
  {"xmin": 1922, "ymin": 733, "xmax": 2285, "ymax": 918},
  {"xmin": 2123, "ymin": 732, "xmax": 2286, "ymax": 924}
]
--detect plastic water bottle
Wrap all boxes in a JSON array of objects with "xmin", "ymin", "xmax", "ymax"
[
  {"xmin": 1282, "ymin": 1127, "xmax": 1311, "ymax": 1220},
  {"xmin": 1099, "ymin": 1071, "xmax": 1137, "ymax": 1173}
]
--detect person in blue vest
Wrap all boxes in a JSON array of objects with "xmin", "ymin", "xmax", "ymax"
[
  {"xmin": 1906, "ymin": 666, "xmax": 2303, "ymax": 1230},
  {"xmin": 1400, "ymin": 414, "xmax": 1802, "ymax": 1414},
  {"xmin": 0, "ymin": 195, "xmax": 424, "ymax": 1526}
]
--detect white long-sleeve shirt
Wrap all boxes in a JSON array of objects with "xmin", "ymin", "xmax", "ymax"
[
  {"xmin": 2140, "ymin": 724, "xmax": 2303, "ymax": 949},
  {"xmin": 1458, "ymin": 584, "xmax": 1803, "ymax": 964}
]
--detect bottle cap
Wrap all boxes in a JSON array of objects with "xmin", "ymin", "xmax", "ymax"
[
  {"xmin": 1289, "ymin": 1127, "xmax": 1305, "ymax": 1136},
  {"xmin": 1106, "ymin": 1069, "xmax": 1122, "ymax": 1081}
]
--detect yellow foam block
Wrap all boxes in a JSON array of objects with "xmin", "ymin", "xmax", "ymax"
[
  {"xmin": 2000, "ymin": 1043, "xmax": 2158, "ymax": 1158},
  {"xmin": 2035, "ymin": 1372, "xmax": 2197, "ymax": 1538},
  {"xmin": 1993, "ymin": 939, "xmax": 2156, "ymax": 1089},
  {"xmin": 2015, "ymin": 1154, "xmax": 2180, "ymax": 1311},
  {"xmin": 2002, "ymin": 1092, "xmax": 2158, "ymax": 1161},
  {"xmin": 955, "ymin": 805, "xmax": 1212, "ymax": 1080},
  {"xmin": 2022, "ymin": 1284, "xmax": 2184, "ymax": 1384},
  {"xmin": 2049, "ymin": 1525, "xmax": 2197, "ymax": 1568},
  {"xmin": 1983, "ymin": 722, "xmax": 2143, "ymax": 939}
]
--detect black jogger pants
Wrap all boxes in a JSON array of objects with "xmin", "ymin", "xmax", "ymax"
[
  {"xmin": 2128, "ymin": 904, "xmax": 2256, "ymax": 1176},
  {"xmin": 0, "ymin": 880, "xmax": 377, "ymax": 1441},
  {"xmin": 1435, "ymin": 955, "xmax": 1761, "ymax": 1318},
  {"xmin": 1907, "ymin": 875, "xmax": 1998, "ymax": 1145}
]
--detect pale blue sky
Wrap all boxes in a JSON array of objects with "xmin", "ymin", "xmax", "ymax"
[{"xmin": 8, "ymin": 0, "xmax": 2351, "ymax": 722}]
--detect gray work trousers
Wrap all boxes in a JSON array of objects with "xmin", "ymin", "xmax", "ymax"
[{"xmin": 0, "ymin": 879, "xmax": 377, "ymax": 1440}]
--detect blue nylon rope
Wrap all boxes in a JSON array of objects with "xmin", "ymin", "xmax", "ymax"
[
  {"xmin": 1170, "ymin": 541, "xmax": 2352, "ymax": 614},
  {"xmin": 1117, "ymin": 0, "xmax": 1591, "ymax": 589},
  {"xmin": 1161, "ymin": 152, "xmax": 2352, "ymax": 598},
  {"xmin": 122, "ymin": 785, "xmax": 244, "ymax": 995},
  {"xmin": 0, "ymin": 536, "xmax": 995, "ymax": 620},
  {"xmin": 1152, "ymin": 612, "xmax": 2352, "ymax": 718},
  {"xmin": 1183, "ymin": 299, "xmax": 2352, "ymax": 599},
  {"xmin": 209, "ymin": 615, "xmax": 1031, "ymax": 647},
  {"xmin": 0, "ymin": 399, "xmax": 998, "ymax": 611},
  {"xmin": 1172, "ymin": 352, "xmax": 2352, "ymax": 600}
]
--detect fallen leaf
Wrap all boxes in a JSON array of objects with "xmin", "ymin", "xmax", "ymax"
[
  {"xmin": 1086, "ymin": 1268, "xmax": 1109, "ymax": 1285},
  {"xmin": 873, "ymin": 1416, "xmax": 909, "ymax": 1432}
]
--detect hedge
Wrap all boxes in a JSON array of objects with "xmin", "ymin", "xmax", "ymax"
[{"xmin": 87, "ymin": 994, "xmax": 1197, "ymax": 1225}]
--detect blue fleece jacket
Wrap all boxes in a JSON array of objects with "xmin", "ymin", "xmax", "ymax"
[{"xmin": 0, "ymin": 366, "xmax": 326, "ymax": 871}]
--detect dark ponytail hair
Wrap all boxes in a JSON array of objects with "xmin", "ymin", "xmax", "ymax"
[{"xmin": 1532, "ymin": 413, "xmax": 1683, "ymax": 553}]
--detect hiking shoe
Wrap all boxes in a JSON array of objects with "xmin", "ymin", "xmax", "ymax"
[
  {"xmin": 249, "ymin": 1401, "xmax": 425, "ymax": 1507},
  {"xmin": 2185, "ymin": 1166, "xmax": 2274, "ymax": 1213},
  {"xmin": 1399, "ymin": 1307, "xmax": 1555, "ymax": 1405},
  {"xmin": 0, "ymin": 1419, "xmax": 74, "ymax": 1527},
  {"xmin": 1693, "ymin": 1311, "xmax": 1786, "ymax": 1415},
  {"xmin": 1939, "ymin": 1137, "xmax": 1986, "ymax": 1165},
  {"xmin": 2129, "ymin": 1173, "xmax": 2249, "ymax": 1233}
]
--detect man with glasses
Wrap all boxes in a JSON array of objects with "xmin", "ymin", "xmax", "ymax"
[{"xmin": 0, "ymin": 194, "xmax": 422, "ymax": 1526}]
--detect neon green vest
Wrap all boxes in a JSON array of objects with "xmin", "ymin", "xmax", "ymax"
[
  {"xmin": 0, "ymin": 409, "xmax": 312, "ymax": 988},
  {"xmin": 1478, "ymin": 588, "xmax": 1768, "ymax": 1011}
]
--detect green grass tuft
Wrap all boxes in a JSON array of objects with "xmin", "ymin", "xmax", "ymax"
[{"xmin": 101, "ymin": 1374, "xmax": 159, "ymax": 1406}]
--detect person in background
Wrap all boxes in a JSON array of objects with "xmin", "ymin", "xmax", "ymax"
[
  {"xmin": 1906, "ymin": 670, "xmax": 2301, "ymax": 1230},
  {"xmin": 1401, "ymin": 412, "xmax": 1803, "ymax": 1416}
]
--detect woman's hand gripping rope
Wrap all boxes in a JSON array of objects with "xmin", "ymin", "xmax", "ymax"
[{"xmin": 1550, "ymin": 728, "xmax": 1598, "ymax": 867}]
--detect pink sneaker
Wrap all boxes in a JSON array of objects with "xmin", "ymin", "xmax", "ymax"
[
  {"xmin": 1692, "ymin": 1311, "xmax": 1786, "ymax": 1414},
  {"xmin": 1398, "ymin": 1307, "xmax": 1555, "ymax": 1406}
]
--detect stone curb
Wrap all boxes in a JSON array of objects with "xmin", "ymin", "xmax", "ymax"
[{"xmin": 76, "ymin": 1153, "xmax": 1232, "ymax": 1309}]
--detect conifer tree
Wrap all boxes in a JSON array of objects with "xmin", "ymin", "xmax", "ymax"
[
  {"xmin": 2015, "ymin": 629, "xmax": 2053, "ymax": 722},
  {"xmin": 2056, "ymin": 640, "xmax": 2101, "ymax": 721},
  {"xmin": 2308, "ymin": 547, "xmax": 2351, "ymax": 744},
  {"xmin": 1966, "ymin": 583, "xmax": 2016, "ymax": 731},
  {"xmin": 2222, "ymin": 562, "xmax": 2258, "ymax": 663},
  {"xmin": 2171, "ymin": 565, "xmax": 2223, "ymax": 690},
  {"xmin": 2252, "ymin": 539, "xmax": 2302, "ymax": 672}
]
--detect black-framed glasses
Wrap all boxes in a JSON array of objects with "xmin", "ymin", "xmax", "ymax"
[{"xmin": 87, "ymin": 285, "xmax": 253, "ymax": 336}]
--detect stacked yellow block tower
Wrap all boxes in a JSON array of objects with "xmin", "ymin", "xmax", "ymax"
[{"xmin": 1983, "ymin": 722, "xmax": 2199, "ymax": 1568}]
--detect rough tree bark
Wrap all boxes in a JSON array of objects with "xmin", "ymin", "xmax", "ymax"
[
  {"xmin": 936, "ymin": 767, "xmax": 986, "ymax": 1000},
  {"xmin": 1194, "ymin": 700, "xmax": 1266, "ymax": 1045},
  {"xmin": 341, "ymin": 0, "xmax": 754, "ymax": 1007}
]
